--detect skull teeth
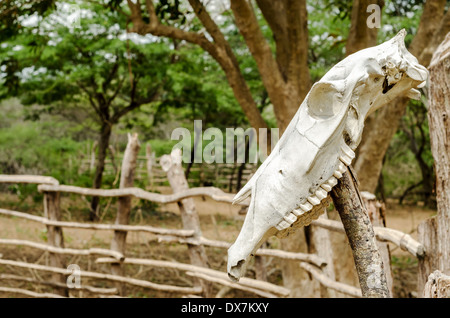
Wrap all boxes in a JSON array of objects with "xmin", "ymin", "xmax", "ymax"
[
  {"xmin": 275, "ymin": 157, "xmax": 348, "ymax": 232},
  {"xmin": 276, "ymin": 211, "xmax": 299, "ymax": 230},
  {"xmin": 276, "ymin": 220, "xmax": 291, "ymax": 230},
  {"xmin": 341, "ymin": 144, "xmax": 355, "ymax": 160},
  {"xmin": 299, "ymin": 202, "xmax": 313, "ymax": 212},
  {"xmin": 326, "ymin": 176, "xmax": 338, "ymax": 187},
  {"xmin": 338, "ymin": 144, "xmax": 354, "ymax": 169},
  {"xmin": 292, "ymin": 208, "xmax": 304, "ymax": 216},
  {"xmin": 307, "ymin": 196, "xmax": 321, "ymax": 206},
  {"xmin": 333, "ymin": 170, "xmax": 343, "ymax": 178},
  {"xmin": 284, "ymin": 213, "xmax": 297, "ymax": 224},
  {"xmin": 315, "ymin": 188, "xmax": 328, "ymax": 200},
  {"xmin": 339, "ymin": 154, "xmax": 353, "ymax": 166},
  {"xmin": 338, "ymin": 162, "xmax": 346, "ymax": 173}
]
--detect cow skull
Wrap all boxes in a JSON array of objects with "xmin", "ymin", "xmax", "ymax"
[{"xmin": 227, "ymin": 30, "xmax": 428, "ymax": 282}]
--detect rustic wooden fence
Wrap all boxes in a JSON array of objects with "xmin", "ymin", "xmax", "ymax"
[
  {"xmin": 78, "ymin": 142, "xmax": 257, "ymax": 192},
  {"xmin": 0, "ymin": 136, "xmax": 428, "ymax": 298}
]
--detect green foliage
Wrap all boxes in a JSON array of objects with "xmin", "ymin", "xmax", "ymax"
[
  {"xmin": 383, "ymin": 137, "xmax": 421, "ymax": 198},
  {"xmin": 155, "ymin": 0, "xmax": 188, "ymax": 24},
  {"xmin": 146, "ymin": 139, "xmax": 178, "ymax": 157},
  {"xmin": 382, "ymin": 98, "xmax": 434, "ymax": 204},
  {"xmin": 0, "ymin": 117, "xmax": 83, "ymax": 183},
  {"xmin": 0, "ymin": 0, "xmax": 56, "ymax": 42},
  {"xmin": 379, "ymin": 0, "xmax": 424, "ymax": 45},
  {"xmin": 1, "ymin": 1, "xmax": 172, "ymax": 123},
  {"xmin": 308, "ymin": 0, "xmax": 350, "ymax": 82}
]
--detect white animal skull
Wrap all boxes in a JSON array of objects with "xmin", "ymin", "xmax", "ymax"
[{"xmin": 227, "ymin": 30, "xmax": 428, "ymax": 282}]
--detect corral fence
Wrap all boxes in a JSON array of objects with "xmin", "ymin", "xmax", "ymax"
[
  {"xmin": 78, "ymin": 142, "xmax": 257, "ymax": 192},
  {"xmin": 0, "ymin": 135, "xmax": 430, "ymax": 298}
]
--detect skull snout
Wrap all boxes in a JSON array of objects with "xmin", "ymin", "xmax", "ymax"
[
  {"xmin": 227, "ymin": 206, "xmax": 276, "ymax": 282},
  {"xmin": 400, "ymin": 42, "xmax": 428, "ymax": 86},
  {"xmin": 227, "ymin": 244, "xmax": 249, "ymax": 282},
  {"xmin": 406, "ymin": 62, "xmax": 428, "ymax": 86}
]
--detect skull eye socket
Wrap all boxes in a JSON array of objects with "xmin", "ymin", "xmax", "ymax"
[{"xmin": 307, "ymin": 82, "xmax": 343, "ymax": 119}]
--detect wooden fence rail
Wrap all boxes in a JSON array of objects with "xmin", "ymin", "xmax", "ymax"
[
  {"xmin": 0, "ymin": 274, "xmax": 118, "ymax": 295},
  {"xmin": 0, "ymin": 208, "xmax": 195, "ymax": 237},
  {"xmin": 0, "ymin": 259, "xmax": 203, "ymax": 295},
  {"xmin": 0, "ymin": 174, "xmax": 294, "ymax": 297},
  {"xmin": 299, "ymin": 262, "xmax": 362, "ymax": 298},
  {"xmin": 0, "ymin": 175, "xmax": 59, "ymax": 185},
  {"xmin": 95, "ymin": 257, "xmax": 289, "ymax": 297},
  {"xmin": 0, "ymin": 144, "xmax": 426, "ymax": 298},
  {"xmin": 311, "ymin": 218, "xmax": 425, "ymax": 258},
  {"xmin": 0, "ymin": 239, "xmax": 124, "ymax": 260},
  {"xmin": 0, "ymin": 207, "xmax": 325, "ymax": 267},
  {"xmin": 37, "ymin": 184, "xmax": 243, "ymax": 205}
]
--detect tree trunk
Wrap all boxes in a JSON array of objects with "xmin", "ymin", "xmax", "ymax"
[
  {"xmin": 90, "ymin": 122, "xmax": 113, "ymax": 220},
  {"xmin": 232, "ymin": 0, "xmax": 311, "ymax": 132},
  {"xmin": 345, "ymin": 0, "xmax": 384, "ymax": 55},
  {"xmin": 418, "ymin": 33, "xmax": 450, "ymax": 295},
  {"xmin": 414, "ymin": 150, "xmax": 434, "ymax": 207}
]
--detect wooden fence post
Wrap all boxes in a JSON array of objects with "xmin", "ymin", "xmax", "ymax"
[
  {"xmin": 423, "ymin": 270, "xmax": 450, "ymax": 298},
  {"xmin": 160, "ymin": 148, "xmax": 213, "ymax": 297},
  {"xmin": 145, "ymin": 143, "xmax": 154, "ymax": 189},
  {"xmin": 310, "ymin": 210, "xmax": 337, "ymax": 297},
  {"xmin": 90, "ymin": 141, "xmax": 98, "ymax": 172},
  {"xmin": 43, "ymin": 191, "xmax": 68, "ymax": 296},
  {"xmin": 110, "ymin": 133, "xmax": 141, "ymax": 296},
  {"xmin": 418, "ymin": 33, "xmax": 450, "ymax": 296},
  {"xmin": 330, "ymin": 166, "xmax": 390, "ymax": 298}
]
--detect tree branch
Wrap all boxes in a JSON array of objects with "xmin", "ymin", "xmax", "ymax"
[
  {"xmin": 346, "ymin": 0, "xmax": 384, "ymax": 56},
  {"xmin": 106, "ymin": 75, "xmax": 126, "ymax": 108},
  {"xmin": 331, "ymin": 166, "xmax": 391, "ymax": 298},
  {"xmin": 78, "ymin": 81, "xmax": 103, "ymax": 120},
  {"xmin": 256, "ymin": 0, "xmax": 288, "ymax": 77},
  {"xmin": 129, "ymin": 0, "xmax": 215, "ymax": 54},
  {"xmin": 228, "ymin": 0, "xmax": 289, "ymax": 129},
  {"xmin": 111, "ymin": 87, "xmax": 160, "ymax": 123},
  {"xmin": 285, "ymin": 0, "xmax": 311, "ymax": 102},
  {"xmin": 124, "ymin": 0, "xmax": 270, "ymax": 137},
  {"xmin": 102, "ymin": 59, "xmax": 120, "ymax": 94},
  {"xmin": 229, "ymin": 0, "xmax": 286, "ymax": 101}
]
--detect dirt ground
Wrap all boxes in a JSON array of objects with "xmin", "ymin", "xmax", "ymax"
[{"xmin": 0, "ymin": 188, "xmax": 436, "ymax": 298}]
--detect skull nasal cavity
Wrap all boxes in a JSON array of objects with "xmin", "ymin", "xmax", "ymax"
[{"xmin": 382, "ymin": 77, "xmax": 395, "ymax": 94}]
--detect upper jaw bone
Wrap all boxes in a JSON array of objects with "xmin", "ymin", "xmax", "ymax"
[{"xmin": 275, "ymin": 144, "xmax": 355, "ymax": 232}]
